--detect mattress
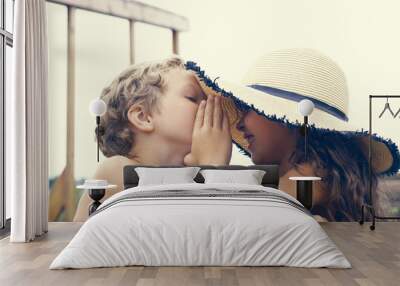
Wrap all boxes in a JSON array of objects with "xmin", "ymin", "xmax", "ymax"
[{"xmin": 50, "ymin": 183, "xmax": 351, "ymax": 269}]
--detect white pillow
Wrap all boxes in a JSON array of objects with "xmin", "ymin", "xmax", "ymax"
[
  {"xmin": 135, "ymin": 167, "xmax": 200, "ymax": 186},
  {"xmin": 200, "ymin": 169, "xmax": 266, "ymax": 185}
]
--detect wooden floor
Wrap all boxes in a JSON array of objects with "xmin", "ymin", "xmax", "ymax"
[{"xmin": 0, "ymin": 222, "xmax": 399, "ymax": 286}]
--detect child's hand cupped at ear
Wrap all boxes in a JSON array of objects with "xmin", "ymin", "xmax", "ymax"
[{"xmin": 184, "ymin": 95, "xmax": 232, "ymax": 166}]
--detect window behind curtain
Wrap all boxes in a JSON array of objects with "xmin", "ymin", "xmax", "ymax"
[{"xmin": 0, "ymin": 0, "xmax": 14, "ymax": 233}]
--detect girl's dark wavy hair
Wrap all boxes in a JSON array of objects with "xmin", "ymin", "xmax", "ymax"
[{"xmin": 290, "ymin": 129, "xmax": 377, "ymax": 221}]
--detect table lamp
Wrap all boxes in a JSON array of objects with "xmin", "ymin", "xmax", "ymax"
[
  {"xmin": 298, "ymin": 99, "xmax": 315, "ymax": 161},
  {"xmin": 89, "ymin": 98, "xmax": 107, "ymax": 162}
]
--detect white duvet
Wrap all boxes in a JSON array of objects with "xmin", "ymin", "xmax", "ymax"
[{"xmin": 50, "ymin": 183, "xmax": 351, "ymax": 269}]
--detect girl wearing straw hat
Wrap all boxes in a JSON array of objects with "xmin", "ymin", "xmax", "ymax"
[{"xmin": 186, "ymin": 49, "xmax": 400, "ymax": 221}]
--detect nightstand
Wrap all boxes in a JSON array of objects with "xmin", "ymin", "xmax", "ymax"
[
  {"xmin": 289, "ymin": 176, "xmax": 321, "ymax": 210},
  {"xmin": 77, "ymin": 182, "xmax": 117, "ymax": 215}
]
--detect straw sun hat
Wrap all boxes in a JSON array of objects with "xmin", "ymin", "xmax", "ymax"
[{"xmin": 185, "ymin": 49, "xmax": 400, "ymax": 175}]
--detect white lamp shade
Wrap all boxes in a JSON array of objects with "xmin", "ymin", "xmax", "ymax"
[
  {"xmin": 298, "ymin": 99, "xmax": 315, "ymax": 116},
  {"xmin": 89, "ymin": 98, "xmax": 107, "ymax": 116}
]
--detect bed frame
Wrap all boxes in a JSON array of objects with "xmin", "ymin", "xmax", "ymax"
[{"xmin": 123, "ymin": 165, "xmax": 280, "ymax": 189}]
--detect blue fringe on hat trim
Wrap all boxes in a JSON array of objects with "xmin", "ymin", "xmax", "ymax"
[{"xmin": 185, "ymin": 60, "xmax": 400, "ymax": 176}]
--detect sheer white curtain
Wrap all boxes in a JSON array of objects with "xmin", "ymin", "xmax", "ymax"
[{"xmin": 7, "ymin": 0, "xmax": 49, "ymax": 242}]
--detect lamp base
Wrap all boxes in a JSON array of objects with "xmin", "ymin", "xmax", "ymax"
[
  {"xmin": 296, "ymin": 180, "xmax": 313, "ymax": 210},
  {"xmin": 88, "ymin": 188, "xmax": 105, "ymax": 215}
]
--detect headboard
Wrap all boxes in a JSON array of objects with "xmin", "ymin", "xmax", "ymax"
[{"xmin": 123, "ymin": 165, "xmax": 280, "ymax": 189}]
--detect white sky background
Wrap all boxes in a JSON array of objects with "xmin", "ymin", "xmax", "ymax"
[{"xmin": 47, "ymin": 0, "xmax": 400, "ymax": 179}]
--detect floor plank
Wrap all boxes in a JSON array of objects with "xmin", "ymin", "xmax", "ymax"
[{"xmin": 0, "ymin": 222, "xmax": 399, "ymax": 286}]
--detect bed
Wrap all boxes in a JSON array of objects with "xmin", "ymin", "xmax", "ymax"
[{"xmin": 50, "ymin": 165, "xmax": 350, "ymax": 269}]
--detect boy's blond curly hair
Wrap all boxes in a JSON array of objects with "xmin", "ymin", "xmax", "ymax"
[{"xmin": 97, "ymin": 56, "xmax": 185, "ymax": 157}]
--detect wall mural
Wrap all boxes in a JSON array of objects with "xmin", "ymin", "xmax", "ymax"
[{"xmin": 46, "ymin": 2, "xmax": 400, "ymax": 223}]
